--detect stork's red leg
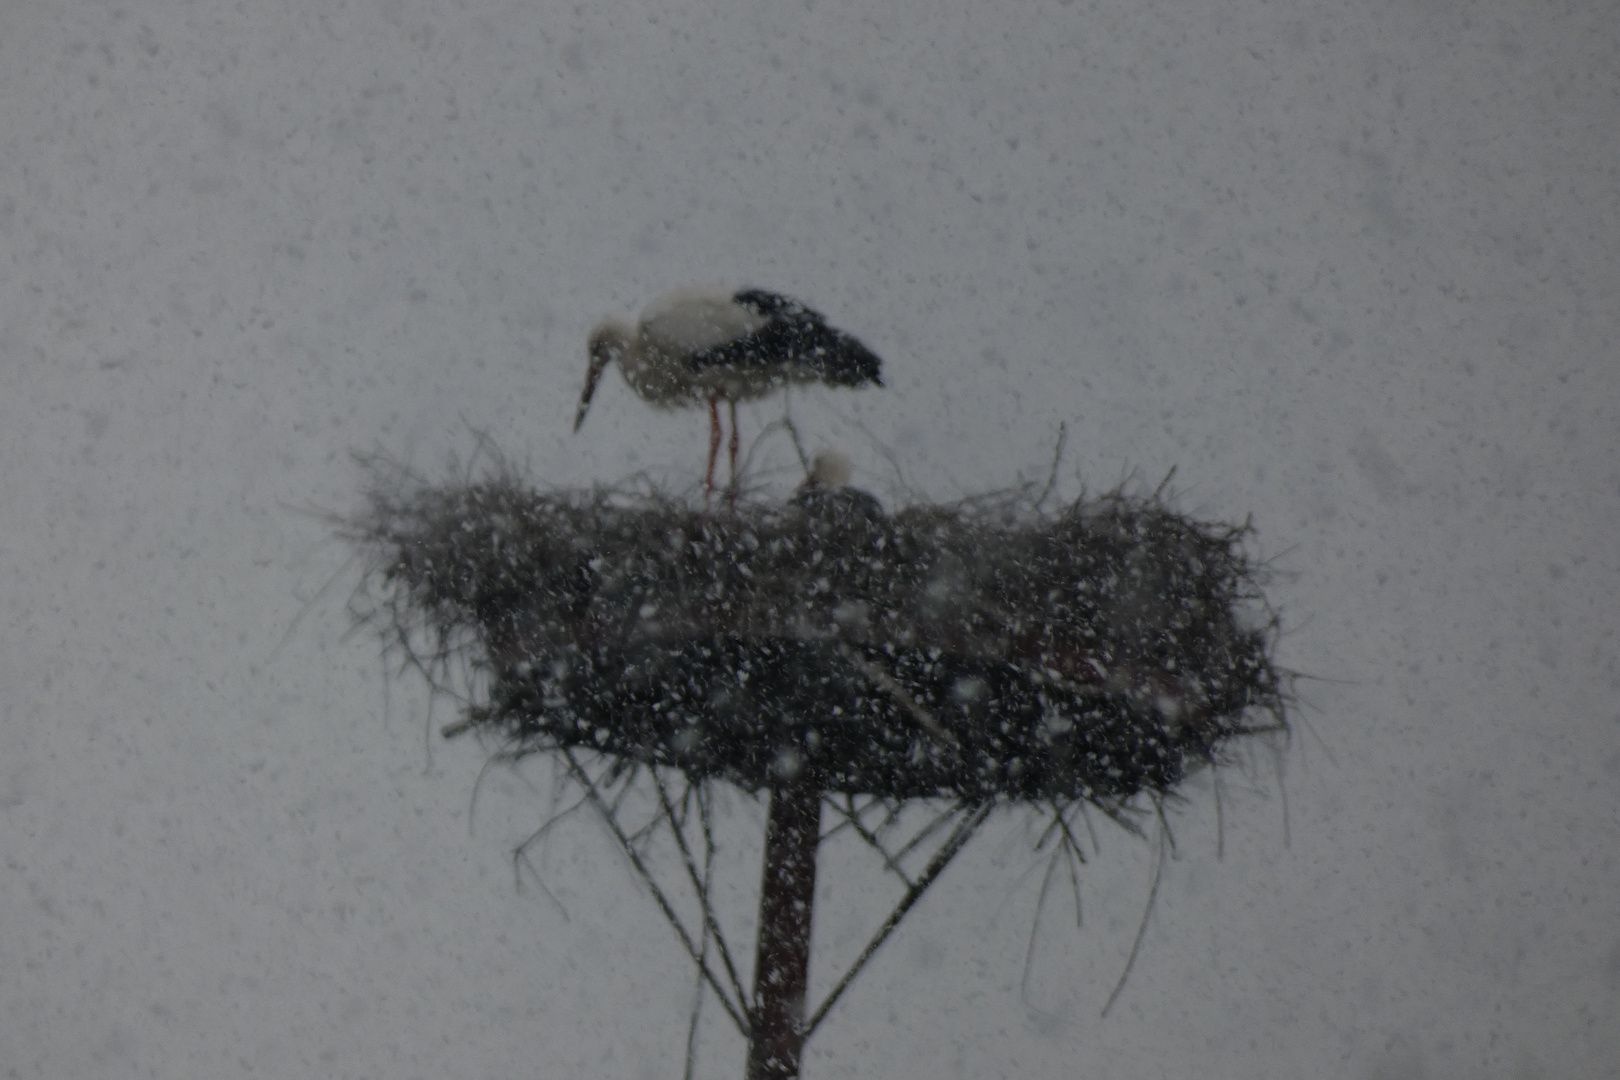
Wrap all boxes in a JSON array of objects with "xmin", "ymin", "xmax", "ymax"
[
  {"xmin": 704, "ymin": 394, "xmax": 722, "ymax": 503},
  {"xmin": 727, "ymin": 399, "xmax": 740, "ymax": 507}
]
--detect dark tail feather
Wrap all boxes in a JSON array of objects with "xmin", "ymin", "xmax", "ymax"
[{"xmin": 821, "ymin": 333, "xmax": 883, "ymax": 387}]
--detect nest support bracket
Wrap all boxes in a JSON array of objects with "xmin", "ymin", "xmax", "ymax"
[{"xmin": 556, "ymin": 748, "xmax": 991, "ymax": 1080}]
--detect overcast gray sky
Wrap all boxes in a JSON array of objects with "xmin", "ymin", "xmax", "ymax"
[{"xmin": 2, "ymin": 1, "xmax": 1616, "ymax": 1077}]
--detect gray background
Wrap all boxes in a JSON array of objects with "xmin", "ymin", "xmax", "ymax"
[{"xmin": 2, "ymin": 1, "xmax": 1616, "ymax": 1077}]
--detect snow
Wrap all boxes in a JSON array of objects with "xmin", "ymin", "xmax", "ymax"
[{"xmin": 2, "ymin": 1, "xmax": 1616, "ymax": 1078}]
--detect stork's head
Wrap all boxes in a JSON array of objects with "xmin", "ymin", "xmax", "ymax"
[
  {"xmin": 807, "ymin": 448, "xmax": 854, "ymax": 489},
  {"xmin": 576, "ymin": 317, "xmax": 636, "ymax": 432}
]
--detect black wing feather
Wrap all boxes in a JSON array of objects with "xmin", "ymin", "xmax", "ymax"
[{"xmin": 682, "ymin": 290, "xmax": 882, "ymax": 388}]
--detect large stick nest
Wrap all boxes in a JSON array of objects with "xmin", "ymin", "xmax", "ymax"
[{"xmin": 349, "ymin": 464, "xmax": 1286, "ymax": 804}]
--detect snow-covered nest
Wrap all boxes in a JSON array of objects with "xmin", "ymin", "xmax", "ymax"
[{"xmin": 349, "ymin": 465, "xmax": 1286, "ymax": 805}]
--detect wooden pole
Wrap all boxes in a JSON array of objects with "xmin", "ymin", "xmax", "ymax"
[{"xmin": 744, "ymin": 774, "xmax": 822, "ymax": 1080}]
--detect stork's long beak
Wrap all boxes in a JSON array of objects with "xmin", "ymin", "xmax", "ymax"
[{"xmin": 574, "ymin": 353, "xmax": 610, "ymax": 432}]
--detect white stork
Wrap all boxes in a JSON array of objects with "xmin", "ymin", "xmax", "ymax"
[
  {"xmin": 574, "ymin": 286, "xmax": 883, "ymax": 499},
  {"xmin": 794, "ymin": 448, "xmax": 886, "ymax": 522}
]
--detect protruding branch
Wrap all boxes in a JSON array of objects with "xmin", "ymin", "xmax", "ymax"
[
  {"xmin": 804, "ymin": 800, "xmax": 993, "ymax": 1038},
  {"xmin": 561, "ymin": 749, "xmax": 751, "ymax": 1037},
  {"xmin": 652, "ymin": 771, "xmax": 751, "ymax": 1016}
]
